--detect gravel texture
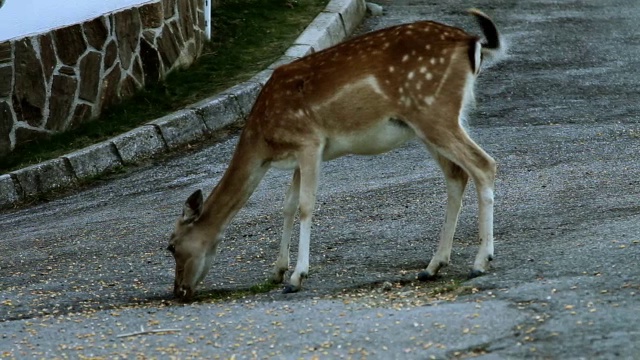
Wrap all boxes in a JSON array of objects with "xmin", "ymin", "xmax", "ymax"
[{"xmin": 2, "ymin": 0, "xmax": 640, "ymax": 358}]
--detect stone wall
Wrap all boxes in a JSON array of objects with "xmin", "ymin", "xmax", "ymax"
[{"xmin": 0, "ymin": 0, "xmax": 206, "ymax": 157}]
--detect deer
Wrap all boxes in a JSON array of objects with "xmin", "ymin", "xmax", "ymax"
[{"xmin": 166, "ymin": 9, "xmax": 505, "ymax": 301}]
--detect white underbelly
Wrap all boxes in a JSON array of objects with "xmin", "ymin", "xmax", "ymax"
[
  {"xmin": 322, "ymin": 119, "xmax": 416, "ymax": 161},
  {"xmin": 270, "ymin": 119, "xmax": 416, "ymax": 170},
  {"xmin": 271, "ymin": 157, "xmax": 299, "ymax": 170}
]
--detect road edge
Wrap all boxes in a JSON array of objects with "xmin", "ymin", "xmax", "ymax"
[{"xmin": 0, "ymin": 0, "xmax": 369, "ymax": 210}]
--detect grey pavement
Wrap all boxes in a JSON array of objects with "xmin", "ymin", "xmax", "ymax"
[{"xmin": 2, "ymin": 0, "xmax": 640, "ymax": 359}]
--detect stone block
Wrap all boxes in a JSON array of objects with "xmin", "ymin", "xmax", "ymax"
[
  {"xmin": 294, "ymin": 12, "xmax": 346, "ymax": 52},
  {"xmin": 0, "ymin": 65, "xmax": 11, "ymax": 97},
  {"xmin": 163, "ymin": 0, "xmax": 176, "ymax": 19},
  {"xmin": 53, "ymin": 25, "xmax": 87, "ymax": 66},
  {"xmin": 221, "ymin": 81, "xmax": 262, "ymax": 119},
  {"xmin": 13, "ymin": 38, "xmax": 46, "ymax": 126},
  {"xmin": 249, "ymin": 69, "xmax": 274, "ymax": 86},
  {"xmin": 188, "ymin": 94, "xmax": 243, "ymax": 132},
  {"xmin": 268, "ymin": 55, "xmax": 299, "ymax": 70},
  {"xmin": 157, "ymin": 23, "xmax": 181, "ymax": 69},
  {"xmin": 139, "ymin": 38, "xmax": 161, "ymax": 84},
  {"xmin": 11, "ymin": 158, "xmax": 77, "ymax": 197},
  {"xmin": 192, "ymin": 0, "xmax": 200, "ymax": 24},
  {"xmin": 139, "ymin": 2, "xmax": 164, "ymax": 28},
  {"xmin": 83, "ymin": 16, "xmax": 109, "ymax": 51},
  {"xmin": 64, "ymin": 141, "xmax": 123, "ymax": 180},
  {"xmin": 119, "ymin": 75, "xmax": 138, "ymax": 98},
  {"xmin": 0, "ymin": 42, "xmax": 10, "ymax": 63},
  {"xmin": 169, "ymin": 20, "xmax": 185, "ymax": 48},
  {"xmin": 148, "ymin": 109, "xmax": 206, "ymax": 148},
  {"xmin": 59, "ymin": 66, "xmax": 75, "ymax": 76},
  {"xmin": 69, "ymin": 103, "xmax": 92, "ymax": 129},
  {"xmin": 197, "ymin": 8, "xmax": 205, "ymax": 33},
  {"xmin": 104, "ymin": 40, "xmax": 118, "ymax": 69},
  {"xmin": 115, "ymin": 8, "xmax": 141, "ymax": 70},
  {"xmin": 47, "ymin": 74, "xmax": 78, "ymax": 131},
  {"xmin": 0, "ymin": 174, "xmax": 20, "ymax": 209},
  {"xmin": 284, "ymin": 44, "xmax": 314, "ymax": 59},
  {"xmin": 14, "ymin": 125, "xmax": 49, "ymax": 145},
  {"xmin": 100, "ymin": 66, "xmax": 121, "ymax": 111},
  {"xmin": 132, "ymin": 56, "xmax": 144, "ymax": 85},
  {"xmin": 111, "ymin": 125, "xmax": 167, "ymax": 164},
  {"xmin": 0, "ymin": 101, "xmax": 13, "ymax": 156},
  {"xmin": 79, "ymin": 51, "xmax": 102, "ymax": 102},
  {"xmin": 195, "ymin": 28, "xmax": 204, "ymax": 55},
  {"xmin": 178, "ymin": 0, "xmax": 194, "ymax": 41},
  {"xmin": 38, "ymin": 34, "xmax": 56, "ymax": 83},
  {"xmin": 142, "ymin": 29, "xmax": 156, "ymax": 44},
  {"xmin": 324, "ymin": 0, "xmax": 367, "ymax": 35}
]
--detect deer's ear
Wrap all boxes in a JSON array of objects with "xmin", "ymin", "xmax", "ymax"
[{"xmin": 182, "ymin": 189, "xmax": 203, "ymax": 223}]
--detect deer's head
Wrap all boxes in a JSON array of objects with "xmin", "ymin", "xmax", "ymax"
[{"xmin": 167, "ymin": 189, "xmax": 219, "ymax": 301}]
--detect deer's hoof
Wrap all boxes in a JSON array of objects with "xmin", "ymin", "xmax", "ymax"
[
  {"xmin": 271, "ymin": 272, "xmax": 285, "ymax": 284},
  {"xmin": 417, "ymin": 271, "xmax": 438, "ymax": 282},
  {"xmin": 282, "ymin": 285, "xmax": 300, "ymax": 294},
  {"xmin": 468, "ymin": 269, "xmax": 486, "ymax": 279}
]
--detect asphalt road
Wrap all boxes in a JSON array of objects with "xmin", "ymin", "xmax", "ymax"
[{"xmin": 2, "ymin": 0, "xmax": 640, "ymax": 358}]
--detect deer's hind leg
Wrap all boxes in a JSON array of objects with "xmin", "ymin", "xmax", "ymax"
[
  {"xmin": 272, "ymin": 169, "xmax": 300, "ymax": 284},
  {"xmin": 413, "ymin": 118, "xmax": 496, "ymax": 279},
  {"xmin": 419, "ymin": 146, "xmax": 469, "ymax": 280},
  {"xmin": 283, "ymin": 146, "xmax": 322, "ymax": 293}
]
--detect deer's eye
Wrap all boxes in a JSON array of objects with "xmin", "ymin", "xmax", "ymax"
[{"xmin": 167, "ymin": 244, "xmax": 176, "ymax": 253}]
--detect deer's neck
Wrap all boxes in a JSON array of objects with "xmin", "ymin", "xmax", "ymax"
[{"xmin": 198, "ymin": 133, "xmax": 269, "ymax": 237}]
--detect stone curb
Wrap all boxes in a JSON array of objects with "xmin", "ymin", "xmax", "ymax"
[{"xmin": 0, "ymin": 0, "xmax": 368, "ymax": 210}]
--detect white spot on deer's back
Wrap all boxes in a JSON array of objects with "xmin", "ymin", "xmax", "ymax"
[
  {"xmin": 424, "ymin": 96, "xmax": 435, "ymax": 106},
  {"xmin": 425, "ymin": 72, "xmax": 433, "ymax": 81},
  {"xmin": 419, "ymin": 66, "xmax": 427, "ymax": 74},
  {"xmin": 407, "ymin": 71, "xmax": 415, "ymax": 80},
  {"xmin": 402, "ymin": 54, "xmax": 410, "ymax": 62},
  {"xmin": 389, "ymin": 66, "xmax": 395, "ymax": 73},
  {"xmin": 430, "ymin": 58, "xmax": 436, "ymax": 65}
]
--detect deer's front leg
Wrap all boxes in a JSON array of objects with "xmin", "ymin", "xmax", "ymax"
[
  {"xmin": 283, "ymin": 148, "xmax": 321, "ymax": 293},
  {"xmin": 272, "ymin": 169, "xmax": 300, "ymax": 283}
]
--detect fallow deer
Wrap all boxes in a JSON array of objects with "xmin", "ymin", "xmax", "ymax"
[{"xmin": 167, "ymin": 9, "xmax": 505, "ymax": 300}]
